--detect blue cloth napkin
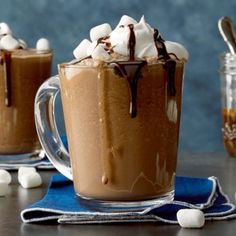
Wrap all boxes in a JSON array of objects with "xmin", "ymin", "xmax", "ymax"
[{"xmin": 21, "ymin": 174, "xmax": 236, "ymax": 224}]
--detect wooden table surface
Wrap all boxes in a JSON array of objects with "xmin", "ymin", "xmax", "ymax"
[{"xmin": 0, "ymin": 152, "xmax": 236, "ymax": 236}]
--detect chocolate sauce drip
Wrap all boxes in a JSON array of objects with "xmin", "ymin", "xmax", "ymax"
[
  {"xmin": 128, "ymin": 24, "xmax": 136, "ymax": 61},
  {"xmin": 111, "ymin": 61, "xmax": 146, "ymax": 118},
  {"xmin": 2, "ymin": 51, "xmax": 12, "ymax": 106},
  {"xmin": 153, "ymin": 28, "xmax": 177, "ymax": 96},
  {"xmin": 163, "ymin": 60, "xmax": 176, "ymax": 96}
]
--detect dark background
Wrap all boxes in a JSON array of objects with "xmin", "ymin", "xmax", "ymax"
[{"xmin": 1, "ymin": 0, "xmax": 235, "ymax": 152}]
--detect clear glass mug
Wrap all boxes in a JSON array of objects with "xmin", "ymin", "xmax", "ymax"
[
  {"xmin": 0, "ymin": 49, "xmax": 52, "ymax": 159},
  {"xmin": 220, "ymin": 53, "xmax": 236, "ymax": 157},
  {"xmin": 35, "ymin": 61, "xmax": 185, "ymax": 210}
]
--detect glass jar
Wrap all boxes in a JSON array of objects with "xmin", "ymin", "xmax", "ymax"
[{"xmin": 219, "ymin": 52, "xmax": 236, "ymax": 157}]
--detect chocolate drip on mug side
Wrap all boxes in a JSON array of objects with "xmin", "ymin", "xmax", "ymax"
[
  {"xmin": 111, "ymin": 61, "xmax": 146, "ymax": 118},
  {"xmin": 1, "ymin": 51, "xmax": 12, "ymax": 106},
  {"xmin": 154, "ymin": 28, "xmax": 177, "ymax": 96}
]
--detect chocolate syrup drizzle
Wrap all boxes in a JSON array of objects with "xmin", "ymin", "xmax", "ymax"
[
  {"xmin": 153, "ymin": 28, "xmax": 177, "ymax": 96},
  {"xmin": 78, "ymin": 25, "xmax": 178, "ymax": 118},
  {"xmin": 1, "ymin": 51, "xmax": 12, "ymax": 107},
  {"xmin": 110, "ymin": 26, "xmax": 177, "ymax": 118},
  {"xmin": 109, "ymin": 24, "xmax": 146, "ymax": 118},
  {"xmin": 111, "ymin": 61, "xmax": 146, "ymax": 118}
]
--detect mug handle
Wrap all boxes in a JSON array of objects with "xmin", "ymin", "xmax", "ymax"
[{"xmin": 34, "ymin": 75, "xmax": 72, "ymax": 180}]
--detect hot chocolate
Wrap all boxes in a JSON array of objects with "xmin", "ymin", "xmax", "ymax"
[
  {"xmin": 58, "ymin": 15, "xmax": 188, "ymax": 201},
  {"xmin": 0, "ymin": 23, "xmax": 52, "ymax": 154}
]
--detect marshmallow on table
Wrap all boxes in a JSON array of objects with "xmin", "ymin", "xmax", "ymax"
[
  {"xmin": 90, "ymin": 23, "xmax": 112, "ymax": 42},
  {"xmin": 0, "ymin": 169, "xmax": 12, "ymax": 184},
  {"xmin": 18, "ymin": 167, "xmax": 36, "ymax": 183},
  {"xmin": 0, "ymin": 34, "xmax": 20, "ymax": 50},
  {"xmin": 73, "ymin": 39, "xmax": 91, "ymax": 60},
  {"xmin": 20, "ymin": 172, "xmax": 42, "ymax": 189},
  {"xmin": 36, "ymin": 38, "xmax": 50, "ymax": 50},
  {"xmin": 177, "ymin": 209, "xmax": 205, "ymax": 228}
]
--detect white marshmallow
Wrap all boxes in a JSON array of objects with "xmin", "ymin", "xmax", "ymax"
[
  {"xmin": 73, "ymin": 39, "xmax": 91, "ymax": 59},
  {"xmin": 20, "ymin": 172, "xmax": 42, "ymax": 189},
  {"xmin": 18, "ymin": 167, "xmax": 36, "ymax": 183},
  {"xmin": 166, "ymin": 99, "xmax": 178, "ymax": 123},
  {"xmin": 91, "ymin": 44, "xmax": 111, "ymax": 61},
  {"xmin": 177, "ymin": 209, "xmax": 205, "ymax": 228},
  {"xmin": 0, "ymin": 34, "xmax": 20, "ymax": 50},
  {"xmin": 87, "ymin": 41, "xmax": 97, "ymax": 56},
  {"xmin": 90, "ymin": 23, "xmax": 112, "ymax": 42},
  {"xmin": 0, "ymin": 181, "xmax": 9, "ymax": 197},
  {"xmin": 0, "ymin": 169, "xmax": 12, "ymax": 184},
  {"xmin": 18, "ymin": 38, "xmax": 27, "ymax": 49},
  {"xmin": 36, "ymin": 38, "xmax": 50, "ymax": 50},
  {"xmin": 0, "ymin": 22, "xmax": 12, "ymax": 36}
]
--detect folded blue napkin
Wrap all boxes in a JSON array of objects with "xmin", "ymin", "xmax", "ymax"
[
  {"xmin": 21, "ymin": 174, "xmax": 236, "ymax": 224},
  {"xmin": 0, "ymin": 151, "xmax": 54, "ymax": 170}
]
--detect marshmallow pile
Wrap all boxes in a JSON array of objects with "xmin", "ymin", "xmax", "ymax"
[
  {"xmin": 0, "ymin": 167, "xmax": 42, "ymax": 197},
  {"xmin": 73, "ymin": 15, "xmax": 188, "ymax": 62},
  {"xmin": 0, "ymin": 22, "xmax": 50, "ymax": 51}
]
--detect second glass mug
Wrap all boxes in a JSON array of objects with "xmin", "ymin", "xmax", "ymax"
[{"xmin": 35, "ymin": 61, "xmax": 185, "ymax": 210}]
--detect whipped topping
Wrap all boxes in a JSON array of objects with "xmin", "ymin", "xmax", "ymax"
[
  {"xmin": 73, "ymin": 15, "xmax": 188, "ymax": 63},
  {"xmin": 0, "ymin": 22, "xmax": 50, "ymax": 51}
]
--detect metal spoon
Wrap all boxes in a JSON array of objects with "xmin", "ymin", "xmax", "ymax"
[{"xmin": 218, "ymin": 16, "xmax": 236, "ymax": 54}]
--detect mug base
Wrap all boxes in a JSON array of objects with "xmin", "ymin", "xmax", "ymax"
[
  {"xmin": 0, "ymin": 150, "xmax": 46, "ymax": 167},
  {"xmin": 76, "ymin": 190, "xmax": 174, "ymax": 212}
]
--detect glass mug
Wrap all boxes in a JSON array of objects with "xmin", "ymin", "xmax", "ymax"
[
  {"xmin": 35, "ymin": 61, "xmax": 185, "ymax": 210},
  {"xmin": 0, "ymin": 49, "xmax": 52, "ymax": 159},
  {"xmin": 220, "ymin": 53, "xmax": 236, "ymax": 157}
]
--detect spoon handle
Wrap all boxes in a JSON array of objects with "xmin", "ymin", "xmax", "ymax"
[{"xmin": 218, "ymin": 16, "xmax": 236, "ymax": 54}]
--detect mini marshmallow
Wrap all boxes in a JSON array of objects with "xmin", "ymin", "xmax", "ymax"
[
  {"xmin": 0, "ymin": 22, "xmax": 12, "ymax": 36},
  {"xmin": 0, "ymin": 181, "xmax": 9, "ymax": 197},
  {"xmin": 177, "ymin": 209, "xmax": 205, "ymax": 228},
  {"xmin": 0, "ymin": 34, "xmax": 20, "ymax": 50},
  {"xmin": 90, "ymin": 23, "xmax": 112, "ymax": 42},
  {"xmin": 87, "ymin": 41, "xmax": 97, "ymax": 56},
  {"xmin": 18, "ymin": 167, "xmax": 36, "ymax": 183},
  {"xmin": 0, "ymin": 169, "xmax": 12, "ymax": 184},
  {"xmin": 73, "ymin": 39, "xmax": 91, "ymax": 59},
  {"xmin": 18, "ymin": 38, "xmax": 27, "ymax": 49},
  {"xmin": 36, "ymin": 38, "xmax": 50, "ymax": 50},
  {"xmin": 20, "ymin": 172, "xmax": 42, "ymax": 189},
  {"xmin": 91, "ymin": 44, "xmax": 111, "ymax": 61}
]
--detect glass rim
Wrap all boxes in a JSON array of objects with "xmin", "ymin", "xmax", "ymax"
[
  {"xmin": 58, "ymin": 58, "xmax": 185, "ymax": 69},
  {"xmin": 0, "ymin": 48, "xmax": 53, "ymax": 55}
]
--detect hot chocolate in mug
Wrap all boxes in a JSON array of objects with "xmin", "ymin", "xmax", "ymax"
[{"xmin": 34, "ymin": 15, "xmax": 188, "ymax": 210}]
